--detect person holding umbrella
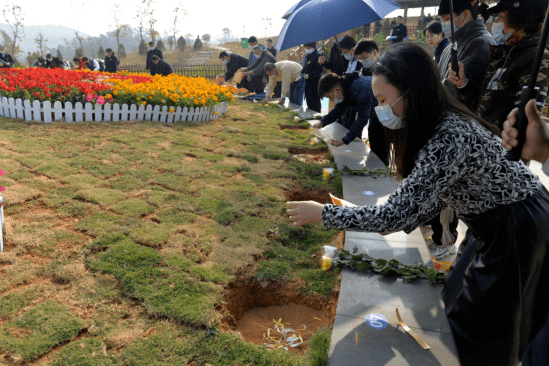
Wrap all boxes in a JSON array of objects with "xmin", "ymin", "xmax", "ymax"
[
  {"xmin": 437, "ymin": 0, "xmax": 495, "ymax": 110},
  {"xmin": 287, "ymin": 42, "xmax": 549, "ymax": 366},
  {"xmin": 447, "ymin": 0, "xmax": 549, "ymax": 130}
]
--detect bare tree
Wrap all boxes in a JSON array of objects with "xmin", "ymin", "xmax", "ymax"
[
  {"xmin": 143, "ymin": 0, "xmax": 158, "ymax": 43},
  {"xmin": 112, "ymin": 3, "xmax": 129, "ymax": 55},
  {"xmin": 171, "ymin": 2, "xmax": 187, "ymax": 51},
  {"xmin": 134, "ymin": 0, "xmax": 146, "ymax": 42},
  {"xmin": 2, "ymin": 3, "xmax": 24, "ymax": 59},
  {"xmin": 202, "ymin": 34, "xmax": 211, "ymax": 43},
  {"xmin": 87, "ymin": 37, "xmax": 96, "ymax": 59},
  {"xmin": 75, "ymin": 30, "xmax": 85, "ymax": 56},
  {"xmin": 34, "ymin": 30, "xmax": 47, "ymax": 55}
]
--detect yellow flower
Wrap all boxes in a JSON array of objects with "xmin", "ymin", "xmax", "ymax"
[
  {"xmin": 323, "ymin": 170, "xmax": 330, "ymax": 180},
  {"xmin": 142, "ymin": 101, "xmax": 147, "ymax": 106},
  {"xmin": 169, "ymin": 107, "xmax": 175, "ymax": 112},
  {"xmin": 321, "ymin": 255, "xmax": 333, "ymax": 271},
  {"xmin": 215, "ymin": 111, "xmax": 219, "ymax": 116},
  {"xmin": 113, "ymin": 90, "xmax": 118, "ymax": 96},
  {"xmin": 136, "ymin": 97, "xmax": 141, "ymax": 101}
]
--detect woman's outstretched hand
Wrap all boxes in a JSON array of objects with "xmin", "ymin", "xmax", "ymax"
[{"xmin": 286, "ymin": 201, "xmax": 325, "ymax": 227}]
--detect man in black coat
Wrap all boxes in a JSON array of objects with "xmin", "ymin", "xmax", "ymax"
[
  {"xmin": 301, "ymin": 42, "xmax": 323, "ymax": 113},
  {"xmin": 104, "ymin": 48, "xmax": 120, "ymax": 73},
  {"xmin": 390, "ymin": 15, "xmax": 408, "ymax": 44},
  {"xmin": 266, "ymin": 39, "xmax": 277, "ymax": 58},
  {"xmin": 45, "ymin": 53, "xmax": 63, "ymax": 68},
  {"xmin": 0, "ymin": 46, "xmax": 14, "ymax": 68},
  {"xmin": 146, "ymin": 42, "xmax": 163, "ymax": 75},
  {"xmin": 218, "ymin": 51, "xmax": 249, "ymax": 88},
  {"xmin": 151, "ymin": 55, "xmax": 174, "ymax": 76}
]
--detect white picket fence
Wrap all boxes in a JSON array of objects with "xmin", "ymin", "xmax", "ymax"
[{"xmin": 0, "ymin": 97, "xmax": 228, "ymax": 123}]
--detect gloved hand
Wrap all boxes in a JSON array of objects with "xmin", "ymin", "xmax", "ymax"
[{"xmin": 287, "ymin": 201, "xmax": 325, "ymax": 226}]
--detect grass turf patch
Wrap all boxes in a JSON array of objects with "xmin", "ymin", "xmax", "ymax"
[{"xmin": 0, "ymin": 301, "xmax": 85, "ymax": 361}]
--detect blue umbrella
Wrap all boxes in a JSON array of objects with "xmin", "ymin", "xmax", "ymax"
[
  {"xmin": 282, "ymin": 0, "xmax": 312, "ymax": 19},
  {"xmin": 275, "ymin": 0, "xmax": 401, "ymax": 51}
]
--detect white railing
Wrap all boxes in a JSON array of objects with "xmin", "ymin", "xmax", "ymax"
[{"xmin": 0, "ymin": 97, "xmax": 229, "ymax": 123}]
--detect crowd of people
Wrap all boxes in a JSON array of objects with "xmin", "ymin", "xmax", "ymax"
[{"xmin": 278, "ymin": 0, "xmax": 549, "ymax": 365}]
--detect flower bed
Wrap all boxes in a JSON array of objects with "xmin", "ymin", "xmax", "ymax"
[{"xmin": 0, "ymin": 68, "xmax": 234, "ymax": 123}]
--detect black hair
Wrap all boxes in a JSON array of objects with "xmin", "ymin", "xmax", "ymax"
[
  {"xmin": 219, "ymin": 51, "xmax": 229, "ymax": 58},
  {"xmin": 38, "ymin": 57, "xmax": 45, "ymax": 62},
  {"xmin": 105, "ymin": 48, "xmax": 113, "ymax": 53},
  {"xmin": 82, "ymin": 56, "xmax": 89, "ymax": 61},
  {"xmin": 371, "ymin": 43, "xmax": 497, "ymax": 178},
  {"xmin": 317, "ymin": 73, "xmax": 342, "ymax": 98},
  {"xmin": 267, "ymin": 39, "xmax": 272, "ymax": 42},
  {"xmin": 46, "ymin": 53, "xmax": 52, "ymax": 58},
  {"xmin": 248, "ymin": 36, "xmax": 258, "ymax": 44},
  {"xmin": 72, "ymin": 57, "xmax": 79, "ymax": 62},
  {"xmin": 339, "ymin": 35, "xmax": 356, "ymax": 51},
  {"xmin": 424, "ymin": 21, "xmax": 444, "ymax": 37},
  {"xmin": 354, "ymin": 39, "xmax": 378, "ymax": 55},
  {"xmin": 148, "ymin": 42, "xmax": 154, "ymax": 46},
  {"xmin": 506, "ymin": 6, "xmax": 547, "ymax": 34},
  {"xmin": 304, "ymin": 41, "xmax": 316, "ymax": 49},
  {"xmin": 264, "ymin": 62, "xmax": 276, "ymax": 72},
  {"xmin": 397, "ymin": 15, "xmax": 402, "ymax": 19},
  {"xmin": 151, "ymin": 55, "xmax": 160, "ymax": 61}
]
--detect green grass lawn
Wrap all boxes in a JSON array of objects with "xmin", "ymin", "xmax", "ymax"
[{"xmin": 0, "ymin": 100, "xmax": 341, "ymax": 365}]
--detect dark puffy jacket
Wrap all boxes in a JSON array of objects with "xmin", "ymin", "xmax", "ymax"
[
  {"xmin": 320, "ymin": 73, "xmax": 376, "ymax": 144},
  {"xmin": 322, "ymin": 42, "xmax": 363, "ymax": 76},
  {"xmin": 104, "ymin": 54, "xmax": 120, "ymax": 73},
  {"xmin": 438, "ymin": 19, "xmax": 495, "ymax": 110},
  {"xmin": 46, "ymin": 57, "xmax": 63, "ymax": 68},
  {"xmin": 302, "ymin": 49, "xmax": 323, "ymax": 80},
  {"xmin": 225, "ymin": 53, "xmax": 248, "ymax": 80},
  {"xmin": 152, "ymin": 60, "xmax": 174, "ymax": 77},
  {"xmin": 459, "ymin": 31, "xmax": 549, "ymax": 130},
  {"xmin": 146, "ymin": 48, "xmax": 163, "ymax": 72},
  {"xmin": 0, "ymin": 52, "xmax": 14, "ymax": 68}
]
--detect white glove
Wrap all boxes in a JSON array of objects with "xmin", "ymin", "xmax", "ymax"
[{"xmin": 287, "ymin": 201, "xmax": 325, "ymax": 226}]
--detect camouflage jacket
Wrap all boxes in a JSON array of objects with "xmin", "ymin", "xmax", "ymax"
[{"xmin": 459, "ymin": 31, "xmax": 549, "ymax": 130}]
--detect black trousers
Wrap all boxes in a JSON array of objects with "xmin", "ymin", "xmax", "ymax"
[
  {"xmin": 305, "ymin": 77, "xmax": 321, "ymax": 113},
  {"xmin": 251, "ymin": 75, "xmax": 265, "ymax": 94}
]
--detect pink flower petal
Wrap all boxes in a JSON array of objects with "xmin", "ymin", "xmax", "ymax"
[
  {"xmin": 0, "ymin": 186, "xmax": 6, "ymax": 192},
  {"xmin": 0, "ymin": 169, "xmax": 5, "ymax": 175}
]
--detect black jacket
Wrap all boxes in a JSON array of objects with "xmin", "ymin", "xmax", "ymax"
[
  {"xmin": 0, "ymin": 52, "xmax": 14, "ymax": 68},
  {"xmin": 225, "ymin": 53, "xmax": 248, "ymax": 80},
  {"xmin": 302, "ymin": 49, "xmax": 323, "ymax": 80},
  {"xmin": 152, "ymin": 59, "xmax": 174, "ymax": 76},
  {"xmin": 46, "ymin": 57, "xmax": 63, "ymax": 68},
  {"xmin": 459, "ymin": 31, "xmax": 549, "ymax": 129},
  {"xmin": 322, "ymin": 42, "xmax": 363, "ymax": 75},
  {"xmin": 320, "ymin": 73, "xmax": 376, "ymax": 144},
  {"xmin": 267, "ymin": 46, "xmax": 277, "ymax": 58},
  {"xmin": 391, "ymin": 23, "xmax": 407, "ymax": 43},
  {"xmin": 438, "ymin": 19, "xmax": 495, "ymax": 110},
  {"xmin": 104, "ymin": 54, "xmax": 120, "ymax": 73},
  {"xmin": 146, "ymin": 48, "xmax": 163, "ymax": 71},
  {"xmin": 434, "ymin": 38, "xmax": 449, "ymax": 64}
]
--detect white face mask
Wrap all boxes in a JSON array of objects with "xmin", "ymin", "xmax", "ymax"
[
  {"xmin": 149, "ymin": 47, "xmax": 155, "ymax": 51},
  {"xmin": 361, "ymin": 57, "xmax": 375, "ymax": 69},
  {"xmin": 222, "ymin": 59, "xmax": 229, "ymax": 64},
  {"xmin": 333, "ymin": 89, "xmax": 344, "ymax": 104},
  {"xmin": 305, "ymin": 48, "xmax": 314, "ymax": 54},
  {"xmin": 343, "ymin": 52, "xmax": 353, "ymax": 61},
  {"xmin": 441, "ymin": 13, "xmax": 463, "ymax": 38},
  {"xmin": 491, "ymin": 21, "xmax": 512, "ymax": 44},
  {"xmin": 374, "ymin": 93, "xmax": 406, "ymax": 129}
]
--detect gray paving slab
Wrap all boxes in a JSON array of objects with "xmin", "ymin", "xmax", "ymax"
[
  {"xmin": 335, "ymin": 268, "xmax": 450, "ymax": 333},
  {"xmin": 345, "ymin": 230, "xmax": 425, "ymax": 246},
  {"xmin": 328, "ymin": 314, "xmax": 460, "ymax": 366}
]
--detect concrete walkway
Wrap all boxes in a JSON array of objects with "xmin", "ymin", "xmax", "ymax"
[{"xmin": 286, "ymin": 103, "xmax": 460, "ymax": 365}]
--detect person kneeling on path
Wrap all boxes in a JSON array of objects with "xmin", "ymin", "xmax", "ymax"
[
  {"xmin": 151, "ymin": 55, "xmax": 174, "ymax": 77},
  {"xmin": 262, "ymin": 61, "xmax": 304, "ymax": 106},
  {"xmin": 312, "ymin": 72, "xmax": 376, "ymax": 147}
]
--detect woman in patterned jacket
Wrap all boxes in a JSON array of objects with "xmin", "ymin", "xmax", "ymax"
[{"xmin": 287, "ymin": 43, "xmax": 549, "ymax": 366}]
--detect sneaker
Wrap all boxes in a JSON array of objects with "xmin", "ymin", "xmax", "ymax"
[{"xmin": 429, "ymin": 244, "xmax": 457, "ymax": 260}]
